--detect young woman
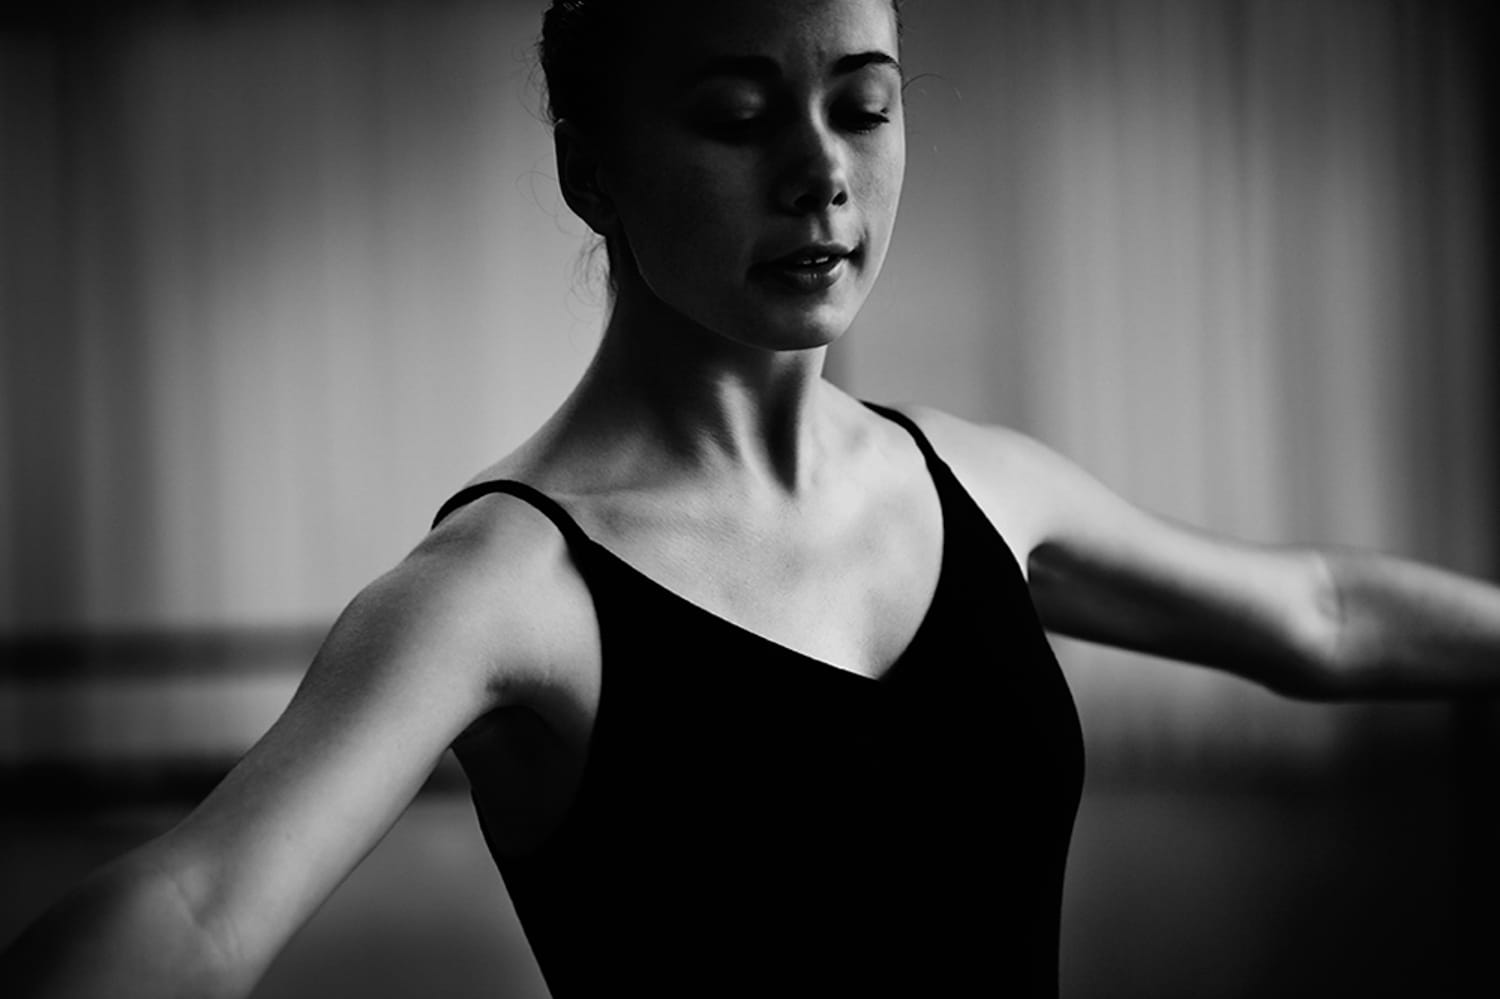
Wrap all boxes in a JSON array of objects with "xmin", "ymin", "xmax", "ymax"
[{"xmin": 3, "ymin": 0, "xmax": 1498, "ymax": 996}]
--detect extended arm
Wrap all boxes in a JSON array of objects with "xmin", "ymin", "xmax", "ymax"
[
  {"xmin": 1316, "ymin": 549, "xmax": 1500, "ymax": 697},
  {"xmin": 0, "ymin": 498, "xmax": 581, "ymax": 998},
  {"xmin": 914, "ymin": 406, "xmax": 1500, "ymax": 700},
  {"xmin": 1031, "ymin": 519, "xmax": 1500, "ymax": 700}
]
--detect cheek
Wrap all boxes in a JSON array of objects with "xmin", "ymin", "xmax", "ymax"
[
  {"xmin": 868, "ymin": 139, "xmax": 905, "ymax": 240},
  {"xmin": 872, "ymin": 133, "xmax": 905, "ymax": 213},
  {"xmin": 621, "ymin": 153, "xmax": 755, "ymax": 271}
]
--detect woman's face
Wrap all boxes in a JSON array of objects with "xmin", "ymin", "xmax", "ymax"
[{"xmin": 598, "ymin": 0, "xmax": 905, "ymax": 352}]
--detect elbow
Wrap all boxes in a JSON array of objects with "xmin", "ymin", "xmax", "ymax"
[
  {"xmin": 1266, "ymin": 551, "xmax": 1352, "ymax": 702},
  {"xmin": 0, "ymin": 855, "xmax": 249, "ymax": 999}
]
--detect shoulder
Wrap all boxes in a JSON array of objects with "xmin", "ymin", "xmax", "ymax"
[
  {"xmin": 885, "ymin": 403, "xmax": 1057, "ymax": 474},
  {"xmin": 359, "ymin": 486, "xmax": 601, "ymax": 714},
  {"xmin": 875, "ymin": 402, "xmax": 1080, "ymax": 569}
]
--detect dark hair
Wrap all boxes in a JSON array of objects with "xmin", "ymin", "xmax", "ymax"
[{"xmin": 538, "ymin": 0, "xmax": 625, "ymax": 131}]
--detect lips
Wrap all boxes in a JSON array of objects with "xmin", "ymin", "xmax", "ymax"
[
  {"xmin": 764, "ymin": 242, "xmax": 856, "ymax": 268},
  {"xmin": 755, "ymin": 243, "xmax": 855, "ymax": 294}
]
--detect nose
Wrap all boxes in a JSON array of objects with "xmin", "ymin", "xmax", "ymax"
[{"xmin": 776, "ymin": 117, "xmax": 850, "ymax": 215}]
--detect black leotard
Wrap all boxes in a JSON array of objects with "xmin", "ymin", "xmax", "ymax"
[{"xmin": 430, "ymin": 403, "xmax": 1085, "ymax": 997}]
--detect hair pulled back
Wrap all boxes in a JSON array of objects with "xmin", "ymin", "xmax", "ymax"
[{"xmin": 538, "ymin": 0, "xmax": 634, "ymax": 131}]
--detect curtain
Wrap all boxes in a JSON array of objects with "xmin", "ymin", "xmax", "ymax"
[{"xmin": 1, "ymin": 1, "xmax": 606, "ymax": 632}]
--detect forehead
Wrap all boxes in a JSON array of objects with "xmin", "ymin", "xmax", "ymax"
[{"xmin": 631, "ymin": 0, "xmax": 900, "ymax": 84}]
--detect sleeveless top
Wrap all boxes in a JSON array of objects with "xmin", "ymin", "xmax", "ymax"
[{"xmin": 430, "ymin": 403, "xmax": 1085, "ymax": 998}]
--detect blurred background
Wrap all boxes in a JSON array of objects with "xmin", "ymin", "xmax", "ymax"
[{"xmin": 2, "ymin": 0, "xmax": 1497, "ymax": 995}]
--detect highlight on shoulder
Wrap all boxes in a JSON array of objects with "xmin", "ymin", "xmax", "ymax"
[
  {"xmin": 388, "ymin": 484, "xmax": 603, "ymax": 706},
  {"xmin": 877, "ymin": 402, "xmax": 1068, "ymax": 572}
]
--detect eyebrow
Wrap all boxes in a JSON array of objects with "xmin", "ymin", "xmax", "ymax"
[
  {"xmin": 836, "ymin": 51, "xmax": 903, "ymax": 80},
  {"xmin": 679, "ymin": 51, "xmax": 903, "ymax": 88}
]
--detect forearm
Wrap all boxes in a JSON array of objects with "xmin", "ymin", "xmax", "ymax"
[
  {"xmin": 0, "ymin": 853, "xmax": 248, "ymax": 999},
  {"xmin": 1322, "ymin": 548, "xmax": 1500, "ymax": 698}
]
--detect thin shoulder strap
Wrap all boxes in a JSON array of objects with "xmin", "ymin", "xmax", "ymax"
[
  {"xmin": 430, "ymin": 479, "xmax": 591, "ymax": 549},
  {"xmin": 862, "ymin": 401, "xmax": 941, "ymax": 466}
]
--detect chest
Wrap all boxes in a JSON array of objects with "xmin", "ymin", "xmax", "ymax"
[
  {"xmin": 465, "ymin": 516, "xmax": 1083, "ymax": 863},
  {"xmin": 456, "ymin": 475, "xmax": 946, "ymax": 853},
  {"xmin": 586, "ymin": 469, "xmax": 948, "ymax": 680}
]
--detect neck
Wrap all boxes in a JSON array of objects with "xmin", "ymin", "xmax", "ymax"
[{"xmin": 564, "ymin": 280, "xmax": 838, "ymax": 497}]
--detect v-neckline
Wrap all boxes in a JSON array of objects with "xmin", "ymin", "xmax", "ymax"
[{"xmin": 577, "ymin": 460, "xmax": 950, "ymax": 687}]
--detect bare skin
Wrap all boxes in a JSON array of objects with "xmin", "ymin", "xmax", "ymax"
[{"xmin": 4, "ymin": 1, "xmax": 1498, "ymax": 996}]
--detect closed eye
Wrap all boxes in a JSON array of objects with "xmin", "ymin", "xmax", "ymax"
[
  {"xmin": 844, "ymin": 110, "xmax": 891, "ymax": 133},
  {"xmin": 700, "ymin": 116, "xmax": 770, "ymax": 143}
]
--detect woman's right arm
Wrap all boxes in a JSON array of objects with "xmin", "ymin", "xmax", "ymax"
[{"xmin": 0, "ymin": 500, "xmax": 573, "ymax": 998}]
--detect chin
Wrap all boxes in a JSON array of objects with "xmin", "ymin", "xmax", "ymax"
[
  {"xmin": 730, "ymin": 312, "xmax": 852, "ymax": 353},
  {"xmin": 744, "ymin": 295, "xmax": 862, "ymax": 351}
]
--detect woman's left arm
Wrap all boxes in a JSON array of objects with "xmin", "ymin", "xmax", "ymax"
[
  {"xmin": 911, "ymin": 406, "xmax": 1500, "ymax": 700},
  {"xmin": 1308, "ymin": 550, "xmax": 1500, "ymax": 697}
]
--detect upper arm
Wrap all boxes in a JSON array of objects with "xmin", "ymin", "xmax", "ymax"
[
  {"xmin": 130, "ymin": 498, "xmax": 587, "ymax": 988},
  {"xmin": 906, "ymin": 405, "xmax": 1342, "ymax": 696}
]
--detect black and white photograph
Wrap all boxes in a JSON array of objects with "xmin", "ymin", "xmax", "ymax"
[{"xmin": 2, "ymin": 1, "xmax": 1498, "ymax": 996}]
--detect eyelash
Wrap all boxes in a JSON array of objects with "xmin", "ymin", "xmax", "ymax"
[
  {"xmin": 847, "ymin": 111, "xmax": 892, "ymax": 133},
  {"xmin": 705, "ymin": 109, "xmax": 891, "ymax": 141}
]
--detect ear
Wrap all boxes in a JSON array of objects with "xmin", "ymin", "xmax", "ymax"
[{"xmin": 554, "ymin": 120, "xmax": 618, "ymax": 237}]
